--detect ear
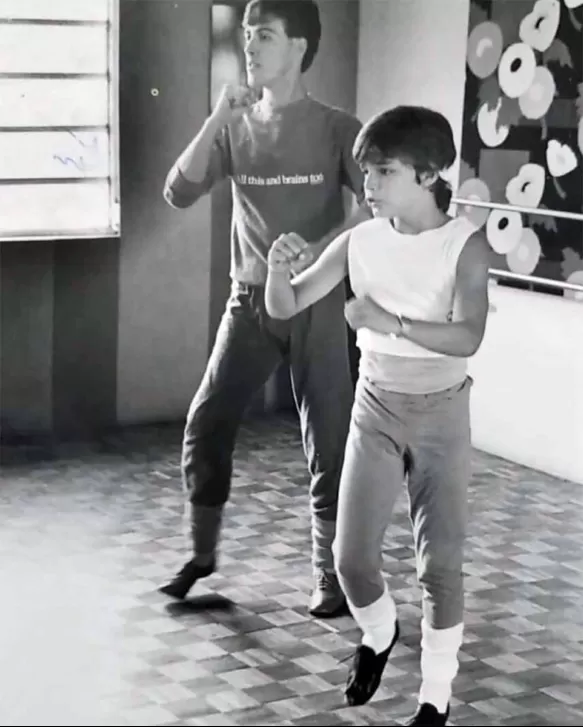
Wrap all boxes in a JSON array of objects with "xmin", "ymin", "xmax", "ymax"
[
  {"xmin": 293, "ymin": 36, "xmax": 308, "ymax": 62},
  {"xmin": 418, "ymin": 168, "xmax": 439, "ymax": 190}
]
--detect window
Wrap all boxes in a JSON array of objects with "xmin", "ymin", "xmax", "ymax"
[{"xmin": 0, "ymin": 0, "xmax": 120, "ymax": 241}]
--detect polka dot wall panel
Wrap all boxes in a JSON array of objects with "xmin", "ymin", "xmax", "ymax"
[{"xmin": 459, "ymin": 0, "xmax": 583, "ymax": 289}]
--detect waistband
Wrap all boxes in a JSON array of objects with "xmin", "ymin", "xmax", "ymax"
[
  {"xmin": 231, "ymin": 280, "xmax": 265, "ymax": 294},
  {"xmin": 359, "ymin": 350, "xmax": 468, "ymax": 395}
]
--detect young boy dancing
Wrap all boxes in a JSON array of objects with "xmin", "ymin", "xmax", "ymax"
[{"xmin": 265, "ymin": 105, "xmax": 491, "ymax": 726}]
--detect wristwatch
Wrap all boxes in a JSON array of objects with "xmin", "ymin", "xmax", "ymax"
[
  {"xmin": 395, "ymin": 312, "xmax": 404, "ymax": 338},
  {"xmin": 395, "ymin": 313, "xmax": 412, "ymax": 338}
]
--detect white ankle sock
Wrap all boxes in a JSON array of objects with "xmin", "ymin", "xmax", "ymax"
[
  {"xmin": 419, "ymin": 620, "xmax": 464, "ymax": 713},
  {"xmin": 348, "ymin": 583, "xmax": 397, "ymax": 655}
]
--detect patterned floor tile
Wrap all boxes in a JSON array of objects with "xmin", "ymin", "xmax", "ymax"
[{"xmin": 2, "ymin": 413, "xmax": 583, "ymax": 726}]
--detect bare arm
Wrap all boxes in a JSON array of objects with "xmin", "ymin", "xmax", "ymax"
[
  {"xmin": 265, "ymin": 230, "xmax": 351, "ymax": 319},
  {"xmin": 402, "ymin": 230, "xmax": 491, "ymax": 356},
  {"xmin": 347, "ymin": 231, "xmax": 491, "ymax": 357}
]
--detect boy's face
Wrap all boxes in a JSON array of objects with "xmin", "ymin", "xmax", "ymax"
[
  {"xmin": 242, "ymin": 16, "xmax": 304, "ymax": 89},
  {"xmin": 362, "ymin": 158, "xmax": 425, "ymax": 219}
]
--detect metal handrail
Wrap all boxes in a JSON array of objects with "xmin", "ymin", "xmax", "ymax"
[
  {"xmin": 452, "ymin": 196, "xmax": 583, "ymax": 223},
  {"xmin": 489, "ymin": 269, "xmax": 583, "ymax": 294},
  {"xmin": 452, "ymin": 197, "xmax": 583, "ymax": 294}
]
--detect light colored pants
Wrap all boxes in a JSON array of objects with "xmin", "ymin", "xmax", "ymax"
[{"xmin": 333, "ymin": 374, "xmax": 472, "ymax": 629}]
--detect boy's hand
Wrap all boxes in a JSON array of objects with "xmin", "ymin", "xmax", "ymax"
[
  {"xmin": 345, "ymin": 295, "xmax": 400, "ymax": 334},
  {"xmin": 268, "ymin": 233, "xmax": 314, "ymax": 274}
]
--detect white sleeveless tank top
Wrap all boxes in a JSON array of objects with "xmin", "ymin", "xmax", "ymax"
[{"xmin": 347, "ymin": 215, "xmax": 478, "ymax": 393}]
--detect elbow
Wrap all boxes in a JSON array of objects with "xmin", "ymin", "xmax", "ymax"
[
  {"xmin": 266, "ymin": 303, "xmax": 293, "ymax": 321},
  {"xmin": 461, "ymin": 328, "xmax": 485, "ymax": 357},
  {"xmin": 265, "ymin": 296, "xmax": 295, "ymax": 321},
  {"xmin": 163, "ymin": 186, "xmax": 192, "ymax": 209},
  {"xmin": 163, "ymin": 179, "xmax": 199, "ymax": 209},
  {"xmin": 163, "ymin": 168, "xmax": 202, "ymax": 209},
  {"xmin": 276, "ymin": 311, "xmax": 295, "ymax": 321},
  {"xmin": 163, "ymin": 185, "xmax": 179, "ymax": 208},
  {"xmin": 462, "ymin": 342, "xmax": 480, "ymax": 358}
]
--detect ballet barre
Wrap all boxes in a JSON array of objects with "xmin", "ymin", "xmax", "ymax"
[
  {"xmin": 489, "ymin": 268, "xmax": 583, "ymax": 294},
  {"xmin": 451, "ymin": 197, "xmax": 583, "ymax": 294},
  {"xmin": 452, "ymin": 197, "xmax": 583, "ymax": 223}
]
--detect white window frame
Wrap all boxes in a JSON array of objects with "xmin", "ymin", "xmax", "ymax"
[{"xmin": 0, "ymin": 0, "xmax": 120, "ymax": 242}]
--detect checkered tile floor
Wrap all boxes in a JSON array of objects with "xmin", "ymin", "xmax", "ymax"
[{"xmin": 2, "ymin": 413, "xmax": 583, "ymax": 726}]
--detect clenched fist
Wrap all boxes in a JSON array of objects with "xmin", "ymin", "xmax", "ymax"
[
  {"xmin": 268, "ymin": 233, "xmax": 314, "ymax": 275},
  {"xmin": 211, "ymin": 84, "xmax": 259, "ymax": 127},
  {"xmin": 344, "ymin": 295, "xmax": 400, "ymax": 335}
]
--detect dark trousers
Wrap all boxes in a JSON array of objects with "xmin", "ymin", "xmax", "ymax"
[{"xmin": 181, "ymin": 280, "xmax": 354, "ymax": 571}]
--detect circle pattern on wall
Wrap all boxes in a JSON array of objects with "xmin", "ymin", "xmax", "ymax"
[{"xmin": 460, "ymin": 0, "xmax": 583, "ymax": 291}]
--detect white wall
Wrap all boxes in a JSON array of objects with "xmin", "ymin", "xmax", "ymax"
[
  {"xmin": 357, "ymin": 0, "xmax": 470, "ymax": 189},
  {"xmin": 470, "ymin": 284, "xmax": 583, "ymax": 484},
  {"xmin": 357, "ymin": 0, "xmax": 583, "ymax": 484}
]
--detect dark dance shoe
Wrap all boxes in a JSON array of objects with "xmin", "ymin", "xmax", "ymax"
[
  {"xmin": 405, "ymin": 703, "xmax": 450, "ymax": 726},
  {"xmin": 309, "ymin": 570, "xmax": 347, "ymax": 617},
  {"xmin": 158, "ymin": 558, "xmax": 215, "ymax": 600},
  {"xmin": 345, "ymin": 619, "xmax": 400, "ymax": 706}
]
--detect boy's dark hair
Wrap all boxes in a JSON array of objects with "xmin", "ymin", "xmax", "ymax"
[
  {"xmin": 243, "ymin": 0, "xmax": 321, "ymax": 73},
  {"xmin": 353, "ymin": 105, "xmax": 456, "ymax": 212}
]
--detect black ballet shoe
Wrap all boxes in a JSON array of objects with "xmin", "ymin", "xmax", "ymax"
[
  {"xmin": 345, "ymin": 619, "xmax": 400, "ymax": 706},
  {"xmin": 158, "ymin": 558, "xmax": 215, "ymax": 600},
  {"xmin": 405, "ymin": 702, "xmax": 450, "ymax": 726}
]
